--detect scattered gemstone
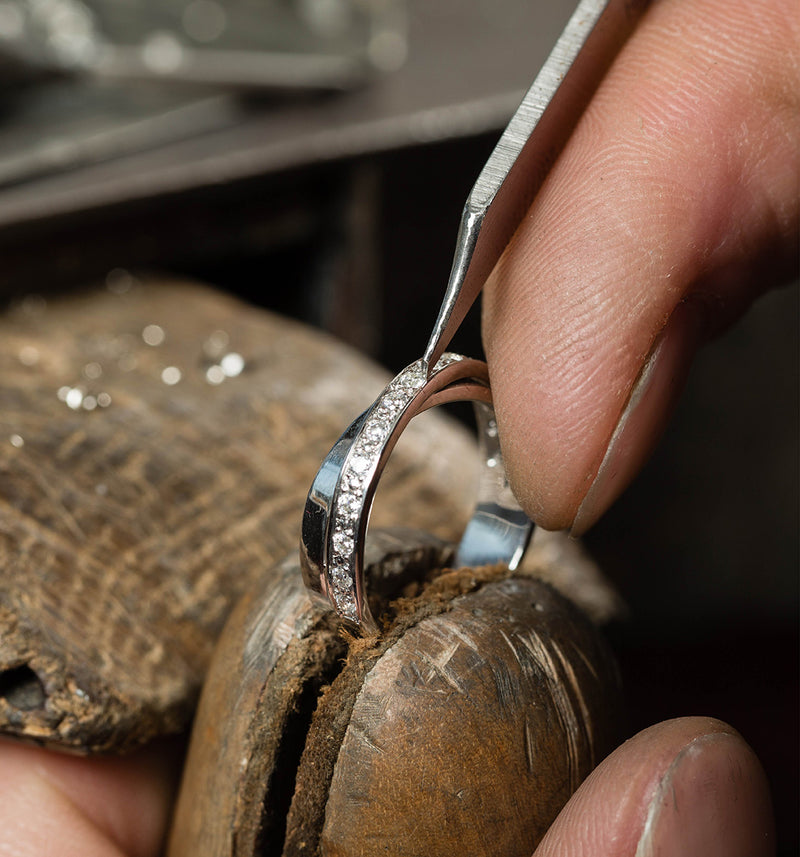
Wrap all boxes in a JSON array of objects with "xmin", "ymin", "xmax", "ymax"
[
  {"xmin": 18, "ymin": 345, "xmax": 40, "ymax": 367},
  {"xmin": 9, "ymin": 434, "xmax": 24, "ymax": 448},
  {"xmin": 206, "ymin": 365, "xmax": 225, "ymax": 385},
  {"xmin": 97, "ymin": 392, "xmax": 112, "ymax": 408},
  {"xmin": 65, "ymin": 388, "xmax": 84, "ymax": 410},
  {"xmin": 203, "ymin": 329, "xmax": 229, "ymax": 358},
  {"xmin": 161, "ymin": 366, "xmax": 182, "ymax": 385},
  {"xmin": 83, "ymin": 361, "xmax": 102, "ymax": 380},
  {"xmin": 142, "ymin": 324, "xmax": 165, "ymax": 347},
  {"xmin": 220, "ymin": 352, "xmax": 245, "ymax": 377},
  {"xmin": 82, "ymin": 395, "xmax": 98, "ymax": 411},
  {"xmin": 118, "ymin": 353, "xmax": 138, "ymax": 372}
]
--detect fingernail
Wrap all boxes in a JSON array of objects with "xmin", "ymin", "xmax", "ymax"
[
  {"xmin": 635, "ymin": 732, "xmax": 774, "ymax": 857},
  {"xmin": 570, "ymin": 301, "xmax": 705, "ymax": 535}
]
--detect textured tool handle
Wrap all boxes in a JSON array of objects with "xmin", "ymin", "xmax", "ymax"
[{"xmin": 424, "ymin": 0, "xmax": 648, "ymax": 367}]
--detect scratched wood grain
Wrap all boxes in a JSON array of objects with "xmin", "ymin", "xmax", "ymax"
[
  {"xmin": 0, "ymin": 279, "xmax": 480, "ymax": 752},
  {"xmin": 320, "ymin": 576, "xmax": 617, "ymax": 856},
  {"xmin": 168, "ymin": 531, "xmax": 622, "ymax": 857}
]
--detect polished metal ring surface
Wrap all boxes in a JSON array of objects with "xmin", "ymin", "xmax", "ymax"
[{"xmin": 300, "ymin": 353, "xmax": 534, "ymax": 633}]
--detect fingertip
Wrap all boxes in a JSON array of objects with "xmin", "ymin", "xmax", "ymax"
[
  {"xmin": 532, "ymin": 717, "xmax": 773, "ymax": 857},
  {"xmin": 483, "ymin": 0, "xmax": 799, "ymax": 532},
  {"xmin": 639, "ymin": 727, "xmax": 774, "ymax": 857},
  {"xmin": 568, "ymin": 299, "xmax": 706, "ymax": 535}
]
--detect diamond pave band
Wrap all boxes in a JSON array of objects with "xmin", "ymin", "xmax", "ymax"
[{"xmin": 300, "ymin": 353, "xmax": 533, "ymax": 633}]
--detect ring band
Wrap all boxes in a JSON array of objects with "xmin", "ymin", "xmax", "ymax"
[{"xmin": 300, "ymin": 353, "xmax": 533, "ymax": 632}]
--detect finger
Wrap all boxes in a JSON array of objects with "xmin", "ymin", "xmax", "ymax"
[
  {"xmin": 483, "ymin": 0, "xmax": 799, "ymax": 533},
  {"xmin": 0, "ymin": 738, "xmax": 180, "ymax": 857},
  {"xmin": 533, "ymin": 716, "xmax": 773, "ymax": 857}
]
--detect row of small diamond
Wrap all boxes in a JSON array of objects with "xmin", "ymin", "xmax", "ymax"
[{"xmin": 326, "ymin": 358, "xmax": 449, "ymax": 620}]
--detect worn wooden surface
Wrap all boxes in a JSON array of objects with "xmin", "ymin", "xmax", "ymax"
[
  {"xmin": 169, "ymin": 530, "xmax": 622, "ymax": 857},
  {"xmin": 0, "ymin": 280, "xmax": 481, "ymax": 752}
]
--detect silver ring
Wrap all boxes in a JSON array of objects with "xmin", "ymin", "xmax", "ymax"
[{"xmin": 300, "ymin": 353, "xmax": 534, "ymax": 632}]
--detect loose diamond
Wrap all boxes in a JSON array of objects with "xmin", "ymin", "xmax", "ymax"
[
  {"xmin": 220, "ymin": 352, "xmax": 245, "ymax": 378},
  {"xmin": 161, "ymin": 366, "xmax": 182, "ymax": 386},
  {"xmin": 142, "ymin": 324, "xmax": 166, "ymax": 347},
  {"xmin": 65, "ymin": 387, "xmax": 84, "ymax": 410}
]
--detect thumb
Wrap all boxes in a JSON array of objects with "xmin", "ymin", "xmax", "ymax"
[
  {"xmin": 483, "ymin": 0, "xmax": 799, "ymax": 533},
  {"xmin": 532, "ymin": 717, "xmax": 773, "ymax": 857}
]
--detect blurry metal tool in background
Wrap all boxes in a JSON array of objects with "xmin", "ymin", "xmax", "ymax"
[
  {"xmin": 0, "ymin": 0, "xmax": 406, "ymax": 194},
  {"xmin": 0, "ymin": 0, "xmax": 406, "ymax": 89},
  {"xmin": 301, "ymin": 0, "xmax": 648, "ymax": 631}
]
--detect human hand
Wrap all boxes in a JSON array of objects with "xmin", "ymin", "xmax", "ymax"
[
  {"xmin": 0, "ymin": 716, "xmax": 772, "ymax": 856},
  {"xmin": 533, "ymin": 717, "xmax": 773, "ymax": 856},
  {"xmin": 482, "ymin": 0, "xmax": 799, "ymax": 534},
  {"xmin": 0, "ymin": 737, "xmax": 178, "ymax": 857}
]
